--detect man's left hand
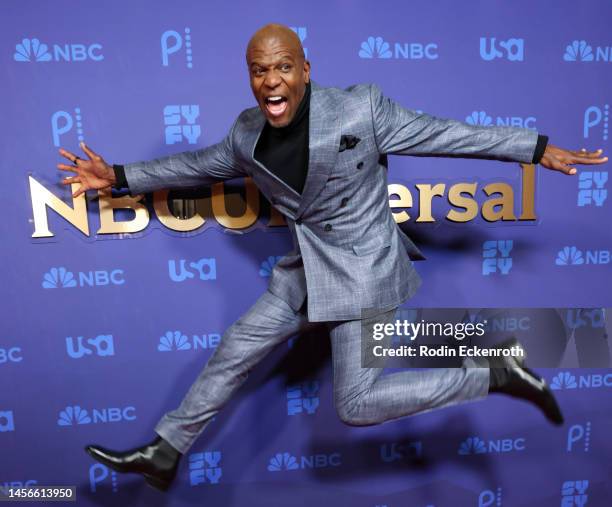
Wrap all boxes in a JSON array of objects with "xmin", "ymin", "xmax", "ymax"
[{"xmin": 539, "ymin": 145, "xmax": 608, "ymax": 175}]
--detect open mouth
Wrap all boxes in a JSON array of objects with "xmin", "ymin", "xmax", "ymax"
[{"xmin": 264, "ymin": 95, "xmax": 288, "ymax": 117}]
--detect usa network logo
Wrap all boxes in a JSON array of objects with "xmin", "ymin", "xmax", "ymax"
[
  {"xmin": 267, "ymin": 451, "xmax": 341, "ymax": 472},
  {"xmin": 458, "ymin": 436, "xmax": 526, "ymax": 455},
  {"xmin": 57, "ymin": 405, "xmax": 136, "ymax": 426},
  {"xmin": 564, "ymin": 39, "xmax": 612, "ymax": 62},
  {"xmin": 551, "ymin": 371, "xmax": 612, "ymax": 390},
  {"xmin": 358, "ymin": 36, "xmax": 438, "ymax": 60},
  {"xmin": 42, "ymin": 267, "xmax": 125, "ymax": 288},
  {"xmin": 14, "ymin": 38, "xmax": 103, "ymax": 62},
  {"xmin": 555, "ymin": 246, "xmax": 610, "ymax": 266}
]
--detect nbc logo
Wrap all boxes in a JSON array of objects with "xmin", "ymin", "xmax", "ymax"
[
  {"xmin": 359, "ymin": 36, "xmax": 438, "ymax": 60},
  {"xmin": 157, "ymin": 330, "xmax": 220, "ymax": 351},
  {"xmin": 551, "ymin": 371, "xmax": 612, "ymax": 390},
  {"xmin": 42, "ymin": 267, "xmax": 125, "ymax": 288},
  {"xmin": 267, "ymin": 451, "xmax": 341, "ymax": 471},
  {"xmin": 555, "ymin": 246, "xmax": 610, "ymax": 266},
  {"xmin": 259, "ymin": 255, "xmax": 284, "ymax": 277},
  {"xmin": 458, "ymin": 436, "xmax": 526, "ymax": 455},
  {"xmin": 466, "ymin": 110, "xmax": 536, "ymax": 129},
  {"xmin": 14, "ymin": 38, "xmax": 103, "ymax": 62},
  {"xmin": 564, "ymin": 39, "xmax": 612, "ymax": 63},
  {"xmin": 57, "ymin": 405, "xmax": 136, "ymax": 426}
]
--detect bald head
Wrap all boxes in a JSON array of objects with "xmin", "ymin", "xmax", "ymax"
[
  {"xmin": 246, "ymin": 23, "xmax": 311, "ymax": 127},
  {"xmin": 246, "ymin": 23, "xmax": 305, "ymax": 62}
]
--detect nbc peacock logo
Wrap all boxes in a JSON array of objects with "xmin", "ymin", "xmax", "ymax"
[
  {"xmin": 259, "ymin": 255, "xmax": 284, "ymax": 277},
  {"xmin": 267, "ymin": 452, "xmax": 299, "ymax": 471},
  {"xmin": 458, "ymin": 436, "xmax": 487, "ymax": 455},
  {"xmin": 42, "ymin": 267, "xmax": 77, "ymax": 288},
  {"xmin": 14, "ymin": 38, "xmax": 51, "ymax": 62},
  {"xmin": 158, "ymin": 331, "xmax": 191, "ymax": 351},
  {"xmin": 556, "ymin": 246, "xmax": 584, "ymax": 266},
  {"xmin": 563, "ymin": 40, "xmax": 594, "ymax": 62},
  {"xmin": 359, "ymin": 36, "xmax": 392, "ymax": 59},
  {"xmin": 466, "ymin": 111, "xmax": 493, "ymax": 126},
  {"xmin": 551, "ymin": 372, "xmax": 578, "ymax": 390}
]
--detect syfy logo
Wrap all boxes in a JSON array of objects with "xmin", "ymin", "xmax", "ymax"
[
  {"xmin": 51, "ymin": 108, "xmax": 85, "ymax": 146},
  {"xmin": 163, "ymin": 105, "xmax": 201, "ymax": 145},
  {"xmin": 567, "ymin": 422, "xmax": 591, "ymax": 452},
  {"xmin": 0, "ymin": 347, "xmax": 23, "ymax": 363},
  {"xmin": 290, "ymin": 27, "xmax": 307, "ymax": 58},
  {"xmin": 555, "ymin": 246, "xmax": 610, "ymax": 266},
  {"xmin": 189, "ymin": 451, "xmax": 222, "ymax": 486},
  {"xmin": 259, "ymin": 255, "xmax": 283, "ymax": 277},
  {"xmin": 0, "ymin": 411, "xmax": 15, "ymax": 432},
  {"xmin": 466, "ymin": 110, "xmax": 536, "ymax": 129},
  {"xmin": 458, "ymin": 436, "xmax": 526, "ymax": 455},
  {"xmin": 380, "ymin": 441, "xmax": 423, "ymax": 463},
  {"xmin": 583, "ymin": 104, "xmax": 609, "ymax": 141},
  {"xmin": 89, "ymin": 464, "xmax": 118, "ymax": 493},
  {"xmin": 161, "ymin": 28, "xmax": 193, "ymax": 68},
  {"xmin": 561, "ymin": 480, "xmax": 589, "ymax": 507},
  {"xmin": 157, "ymin": 330, "xmax": 220, "ymax": 351},
  {"xmin": 482, "ymin": 240, "xmax": 513, "ymax": 275},
  {"xmin": 66, "ymin": 335, "xmax": 115, "ymax": 359},
  {"xmin": 552, "ymin": 372, "xmax": 612, "ymax": 390},
  {"xmin": 14, "ymin": 38, "xmax": 103, "ymax": 63},
  {"xmin": 168, "ymin": 258, "xmax": 216, "ymax": 282},
  {"xmin": 564, "ymin": 39, "xmax": 612, "ymax": 63},
  {"xmin": 267, "ymin": 451, "xmax": 342, "ymax": 471},
  {"xmin": 359, "ymin": 36, "xmax": 438, "ymax": 60},
  {"xmin": 287, "ymin": 380, "xmax": 320, "ymax": 415},
  {"xmin": 57, "ymin": 405, "xmax": 136, "ymax": 426},
  {"xmin": 565, "ymin": 308, "xmax": 606, "ymax": 329},
  {"xmin": 578, "ymin": 171, "xmax": 608, "ymax": 207},
  {"xmin": 479, "ymin": 487, "xmax": 502, "ymax": 507},
  {"xmin": 42, "ymin": 267, "xmax": 125, "ymax": 288},
  {"xmin": 480, "ymin": 37, "xmax": 524, "ymax": 61}
]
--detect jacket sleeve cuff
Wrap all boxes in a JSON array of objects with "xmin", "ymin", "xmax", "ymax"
[
  {"xmin": 531, "ymin": 134, "xmax": 548, "ymax": 164},
  {"xmin": 112, "ymin": 164, "xmax": 128, "ymax": 189}
]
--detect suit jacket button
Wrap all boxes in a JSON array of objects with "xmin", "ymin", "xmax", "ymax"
[
  {"xmin": 295, "ymin": 218, "xmax": 302, "ymax": 225},
  {"xmin": 356, "ymin": 161, "xmax": 364, "ymax": 169},
  {"xmin": 341, "ymin": 197, "xmax": 349, "ymax": 207},
  {"xmin": 324, "ymin": 223, "xmax": 332, "ymax": 232}
]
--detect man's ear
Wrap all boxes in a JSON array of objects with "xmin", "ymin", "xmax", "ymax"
[{"xmin": 303, "ymin": 59, "xmax": 311, "ymax": 83}]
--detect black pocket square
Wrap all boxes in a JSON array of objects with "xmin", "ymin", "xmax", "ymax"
[{"xmin": 339, "ymin": 135, "xmax": 361, "ymax": 152}]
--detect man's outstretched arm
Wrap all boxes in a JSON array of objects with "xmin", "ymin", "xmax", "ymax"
[
  {"xmin": 369, "ymin": 83, "xmax": 607, "ymax": 174},
  {"xmin": 58, "ymin": 118, "xmax": 245, "ymax": 198}
]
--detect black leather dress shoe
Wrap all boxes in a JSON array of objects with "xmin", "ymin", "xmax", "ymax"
[
  {"xmin": 489, "ymin": 337, "xmax": 564, "ymax": 426},
  {"xmin": 85, "ymin": 435, "xmax": 181, "ymax": 491}
]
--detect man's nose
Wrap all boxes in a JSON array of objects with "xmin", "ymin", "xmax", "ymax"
[{"xmin": 264, "ymin": 70, "xmax": 282, "ymax": 88}]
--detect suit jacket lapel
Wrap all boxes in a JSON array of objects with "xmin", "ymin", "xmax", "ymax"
[{"xmin": 296, "ymin": 81, "xmax": 342, "ymax": 218}]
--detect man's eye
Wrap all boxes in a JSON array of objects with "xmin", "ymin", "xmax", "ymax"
[{"xmin": 280, "ymin": 64, "xmax": 292, "ymax": 71}]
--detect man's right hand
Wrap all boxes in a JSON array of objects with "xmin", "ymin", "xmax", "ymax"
[{"xmin": 58, "ymin": 141, "xmax": 116, "ymax": 198}]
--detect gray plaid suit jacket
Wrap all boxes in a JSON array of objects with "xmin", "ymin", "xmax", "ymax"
[{"xmin": 123, "ymin": 81, "xmax": 540, "ymax": 322}]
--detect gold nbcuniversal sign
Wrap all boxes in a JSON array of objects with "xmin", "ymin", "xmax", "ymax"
[{"xmin": 29, "ymin": 164, "xmax": 536, "ymax": 238}]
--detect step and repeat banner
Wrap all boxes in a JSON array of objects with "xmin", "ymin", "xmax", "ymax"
[{"xmin": 1, "ymin": 0, "xmax": 610, "ymax": 505}]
